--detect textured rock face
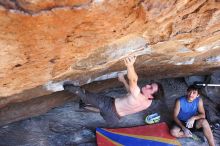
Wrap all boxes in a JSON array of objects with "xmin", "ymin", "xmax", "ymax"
[{"xmin": 0, "ymin": 0, "xmax": 220, "ymax": 115}]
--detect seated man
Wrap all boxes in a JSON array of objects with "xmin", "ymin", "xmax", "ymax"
[
  {"xmin": 170, "ymin": 85, "xmax": 215, "ymax": 146},
  {"xmin": 63, "ymin": 56, "xmax": 164, "ymax": 125}
]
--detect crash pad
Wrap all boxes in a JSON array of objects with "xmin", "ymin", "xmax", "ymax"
[{"xmin": 96, "ymin": 122, "xmax": 181, "ymax": 146}]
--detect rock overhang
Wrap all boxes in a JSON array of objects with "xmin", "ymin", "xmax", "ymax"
[{"xmin": 0, "ymin": 0, "xmax": 220, "ymax": 110}]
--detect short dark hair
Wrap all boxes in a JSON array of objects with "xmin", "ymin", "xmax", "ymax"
[
  {"xmin": 187, "ymin": 85, "xmax": 200, "ymax": 94},
  {"xmin": 152, "ymin": 82, "xmax": 164, "ymax": 100}
]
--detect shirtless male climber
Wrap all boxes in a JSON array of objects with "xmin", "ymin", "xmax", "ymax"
[{"xmin": 63, "ymin": 56, "xmax": 164, "ymax": 125}]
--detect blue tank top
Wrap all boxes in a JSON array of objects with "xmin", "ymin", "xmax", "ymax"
[{"xmin": 177, "ymin": 96, "xmax": 200, "ymax": 122}]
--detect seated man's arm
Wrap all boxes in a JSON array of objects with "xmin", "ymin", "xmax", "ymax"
[
  {"xmin": 173, "ymin": 100, "xmax": 185, "ymax": 130},
  {"xmin": 174, "ymin": 99, "xmax": 193, "ymax": 137},
  {"xmin": 193, "ymin": 98, "xmax": 206, "ymax": 120}
]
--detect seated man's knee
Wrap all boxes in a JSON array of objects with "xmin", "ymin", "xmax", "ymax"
[
  {"xmin": 170, "ymin": 127, "xmax": 179, "ymax": 137},
  {"xmin": 196, "ymin": 119, "xmax": 209, "ymax": 129}
]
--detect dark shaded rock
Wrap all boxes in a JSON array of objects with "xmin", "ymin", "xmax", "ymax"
[
  {"xmin": 202, "ymin": 70, "xmax": 220, "ymax": 104},
  {"xmin": 0, "ymin": 91, "xmax": 74, "ymax": 126},
  {"xmin": 184, "ymin": 75, "xmax": 206, "ymax": 86},
  {"xmin": 0, "ymin": 77, "xmax": 219, "ymax": 146},
  {"xmin": 1, "ymin": 0, "xmax": 220, "ymax": 113}
]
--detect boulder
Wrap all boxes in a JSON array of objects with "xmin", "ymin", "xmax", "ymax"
[{"xmin": 0, "ymin": 0, "xmax": 220, "ymax": 125}]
